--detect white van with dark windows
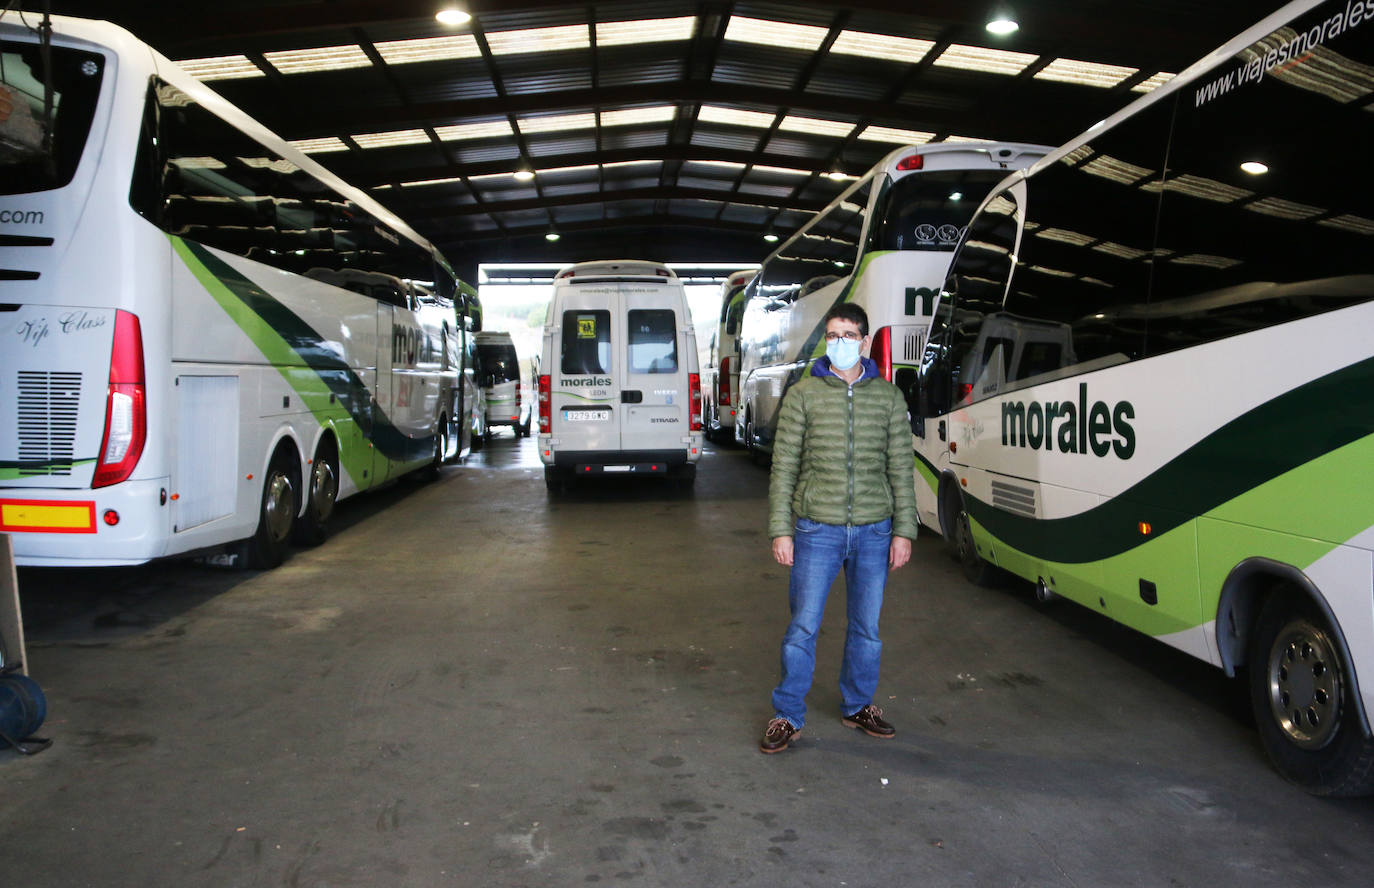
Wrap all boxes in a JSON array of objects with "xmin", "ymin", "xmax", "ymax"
[
  {"xmin": 537, "ymin": 260, "xmax": 702, "ymax": 492},
  {"xmin": 475, "ymin": 330, "xmax": 529, "ymax": 438}
]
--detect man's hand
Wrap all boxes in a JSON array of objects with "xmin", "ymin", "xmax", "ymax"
[
  {"xmin": 772, "ymin": 536, "xmax": 794, "ymax": 566},
  {"xmin": 889, "ymin": 537, "xmax": 911, "ymax": 570}
]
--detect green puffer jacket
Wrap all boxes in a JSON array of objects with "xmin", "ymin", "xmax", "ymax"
[{"xmin": 768, "ymin": 357, "xmax": 919, "ymax": 540}]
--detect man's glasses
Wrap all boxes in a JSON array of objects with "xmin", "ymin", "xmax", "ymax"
[{"xmin": 823, "ymin": 331, "xmax": 863, "ymax": 342}]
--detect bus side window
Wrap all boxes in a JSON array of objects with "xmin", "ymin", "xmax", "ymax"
[{"xmin": 943, "ymin": 194, "xmax": 1020, "ymax": 405}]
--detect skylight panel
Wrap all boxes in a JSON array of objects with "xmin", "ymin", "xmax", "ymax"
[
  {"xmin": 601, "ymin": 107, "xmax": 677, "ymax": 127},
  {"xmin": 1034, "ymin": 58, "xmax": 1138, "ymax": 88},
  {"xmin": 517, "ymin": 113, "xmax": 596, "ymax": 134},
  {"xmin": 172, "ymin": 157, "xmax": 227, "ymax": 170},
  {"xmin": 688, "ymin": 160, "xmax": 747, "ymax": 172},
  {"xmin": 723, "ymin": 16, "xmax": 828, "ymax": 52},
  {"xmin": 1035, "ymin": 228, "xmax": 1096, "ymax": 246},
  {"xmin": 175, "ymin": 55, "xmax": 265, "ymax": 80},
  {"xmin": 540, "ymin": 164, "xmax": 602, "ymax": 176},
  {"xmin": 1079, "ymin": 155, "xmax": 1154, "ymax": 185},
  {"xmin": 434, "ymin": 120, "xmax": 515, "ymax": 141},
  {"xmin": 1028, "ymin": 265, "xmax": 1074, "ymax": 278},
  {"xmin": 857, "ymin": 125, "xmax": 934, "ymax": 144},
  {"xmin": 263, "ymin": 45, "xmax": 372, "ymax": 74},
  {"xmin": 1093, "ymin": 241, "xmax": 1148, "ymax": 260},
  {"xmin": 1245, "ymin": 197, "xmax": 1324, "ymax": 220},
  {"xmin": 603, "ymin": 160, "xmax": 663, "ymax": 173},
  {"xmin": 485, "ymin": 25, "xmax": 590, "ymax": 56},
  {"xmin": 1059, "ymin": 145, "xmax": 1095, "ymax": 165},
  {"xmin": 597, "ymin": 16, "xmax": 696, "ymax": 47},
  {"xmin": 932, "ymin": 44, "xmax": 1038, "ymax": 76},
  {"xmin": 350, "ymin": 129, "xmax": 431, "ymax": 149},
  {"xmin": 240, "ymin": 157, "xmax": 300, "ymax": 174},
  {"xmin": 751, "ymin": 165, "xmax": 813, "ymax": 177},
  {"xmin": 1318, "ymin": 214, "xmax": 1374, "ymax": 235},
  {"xmin": 289, "ymin": 137, "xmax": 349, "ymax": 154},
  {"xmin": 401, "ymin": 177, "xmax": 464, "ymax": 188},
  {"xmin": 778, "ymin": 115, "xmax": 856, "ymax": 138},
  {"xmin": 374, "ymin": 34, "xmax": 481, "ymax": 64},
  {"xmin": 941, "ymin": 134, "xmax": 994, "ymax": 144},
  {"xmin": 698, "ymin": 106, "xmax": 776, "ymax": 129},
  {"xmin": 830, "ymin": 30, "xmax": 934, "ymax": 64},
  {"xmin": 1131, "ymin": 71, "xmax": 1175, "ymax": 93},
  {"xmin": 1169, "ymin": 253, "xmax": 1242, "ymax": 269},
  {"xmin": 1143, "ymin": 174, "xmax": 1252, "ymax": 203}
]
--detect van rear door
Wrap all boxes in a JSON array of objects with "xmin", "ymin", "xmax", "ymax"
[
  {"xmin": 620, "ymin": 285, "xmax": 687, "ymax": 453},
  {"xmin": 551, "ymin": 287, "xmax": 618, "ymax": 452}
]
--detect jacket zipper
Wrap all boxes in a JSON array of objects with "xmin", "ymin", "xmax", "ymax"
[{"xmin": 846, "ymin": 382, "xmax": 854, "ymax": 525}]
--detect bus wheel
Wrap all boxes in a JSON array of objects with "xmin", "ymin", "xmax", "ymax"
[
  {"xmin": 425, "ymin": 419, "xmax": 448, "ymax": 480},
  {"xmin": 235, "ymin": 450, "xmax": 297, "ymax": 569},
  {"xmin": 1248, "ymin": 592, "xmax": 1374, "ymax": 796},
  {"xmin": 745, "ymin": 413, "xmax": 766, "ymax": 466},
  {"xmin": 952, "ymin": 490, "xmax": 999, "ymax": 587},
  {"xmin": 294, "ymin": 440, "xmax": 338, "ymax": 547},
  {"xmin": 544, "ymin": 466, "xmax": 565, "ymax": 494}
]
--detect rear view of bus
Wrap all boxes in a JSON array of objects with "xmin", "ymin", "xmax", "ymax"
[
  {"xmin": 2, "ymin": 17, "xmax": 456, "ymax": 568},
  {"xmin": 0, "ymin": 23, "xmax": 152, "ymax": 561},
  {"xmin": 735, "ymin": 141, "xmax": 1048, "ymax": 457}
]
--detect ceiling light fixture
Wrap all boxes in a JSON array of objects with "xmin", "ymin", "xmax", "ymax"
[
  {"xmin": 436, "ymin": 7, "xmax": 471, "ymax": 26},
  {"xmin": 1240, "ymin": 161, "xmax": 1270, "ymax": 175},
  {"xmin": 513, "ymin": 169, "xmax": 535, "ymax": 181},
  {"xmin": 828, "ymin": 169, "xmax": 849, "ymax": 181},
  {"xmin": 763, "ymin": 233, "xmax": 779, "ymax": 243},
  {"xmin": 986, "ymin": 19, "xmax": 1019, "ymax": 36},
  {"xmin": 545, "ymin": 231, "xmax": 561, "ymax": 242}
]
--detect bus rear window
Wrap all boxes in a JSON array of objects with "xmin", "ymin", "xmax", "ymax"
[
  {"xmin": 0, "ymin": 41, "xmax": 105, "ymax": 195},
  {"xmin": 628, "ymin": 309, "xmax": 678, "ymax": 374},
  {"xmin": 562, "ymin": 310, "xmax": 610, "ymax": 374},
  {"xmin": 871, "ymin": 169, "xmax": 1009, "ymax": 252}
]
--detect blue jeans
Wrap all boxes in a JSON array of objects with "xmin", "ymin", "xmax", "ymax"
[{"xmin": 772, "ymin": 517, "xmax": 892, "ymax": 730}]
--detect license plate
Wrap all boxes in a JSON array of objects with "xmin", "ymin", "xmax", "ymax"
[{"xmin": 564, "ymin": 409, "xmax": 609, "ymax": 422}]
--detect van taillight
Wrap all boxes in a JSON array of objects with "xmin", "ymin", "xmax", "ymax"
[
  {"xmin": 688, "ymin": 373, "xmax": 702, "ymax": 432},
  {"xmin": 871, "ymin": 326, "xmax": 893, "ymax": 382},
  {"xmin": 538, "ymin": 374, "xmax": 551, "ymax": 433},
  {"xmin": 92, "ymin": 310, "xmax": 147, "ymax": 489},
  {"xmin": 896, "ymin": 154, "xmax": 924, "ymax": 171},
  {"xmin": 717, "ymin": 356, "xmax": 731, "ymax": 407}
]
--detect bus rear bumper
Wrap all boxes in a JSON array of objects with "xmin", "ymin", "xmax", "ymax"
[{"xmin": 1, "ymin": 478, "xmax": 171, "ymax": 567}]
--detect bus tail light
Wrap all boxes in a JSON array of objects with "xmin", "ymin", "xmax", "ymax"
[
  {"xmin": 538, "ymin": 374, "xmax": 551, "ymax": 433},
  {"xmin": 896, "ymin": 154, "xmax": 924, "ymax": 171},
  {"xmin": 871, "ymin": 326, "xmax": 893, "ymax": 382},
  {"xmin": 92, "ymin": 310, "xmax": 147, "ymax": 489},
  {"xmin": 688, "ymin": 373, "xmax": 703, "ymax": 431},
  {"xmin": 717, "ymin": 356, "xmax": 731, "ymax": 407}
]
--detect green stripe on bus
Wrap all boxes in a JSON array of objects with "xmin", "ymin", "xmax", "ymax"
[
  {"xmin": 170, "ymin": 236, "xmax": 434, "ymax": 481},
  {"xmin": 969, "ymin": 432, "xmax": 1374, "ymax": 637},
  {"xmin": 0, "ymin": 458, "xmax": 96, "ymax": 481},
  {"xmin": 964, "ymin": 354, "xmax": 1374, "ymax": 564}
]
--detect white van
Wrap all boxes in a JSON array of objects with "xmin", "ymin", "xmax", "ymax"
[
  {"xmin": 475, "ymin": 330, "xmax": 529, "ymax": 438},
  {"xmin": 701, "ymin": 270, "xmax": 756, "ymax": 444},
  {"xmin": 537, "ymin": 260, "xmax": 703, "ymax": 491}
]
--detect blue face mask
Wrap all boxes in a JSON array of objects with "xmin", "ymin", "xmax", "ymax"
[{"xmin": 826, "ymin": 336, "xmax": 862, "ymax": 371}]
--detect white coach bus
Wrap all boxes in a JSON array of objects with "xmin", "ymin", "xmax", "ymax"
[
  {"xmin": 0, "ymin": 16, "xmax": 461, "ymax": 568},
  {"xmin": 734, "ymin": 140, "xmax": 1049, "ymax": 460},
  {"xmin": 910, "ymin": 0, "xmax": 1374, "ymax": 794}
]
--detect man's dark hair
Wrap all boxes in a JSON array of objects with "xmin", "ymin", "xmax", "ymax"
[{"xmin": 822, "ymin": 302, "xmax": 869, "ymax": 336}]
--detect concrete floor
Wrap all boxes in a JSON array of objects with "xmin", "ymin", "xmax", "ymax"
[{"xmin": 3, "ymin": 433, "xmax": 1373, "ymax": 887}]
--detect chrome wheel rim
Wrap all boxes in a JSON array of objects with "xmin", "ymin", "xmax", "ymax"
[
  {"xmin": 309, "ymin": 459, "xmax": 336, "ymax": 523},
  {"xmin": 1266, "ymin": 620, "xmax": 1341, "ymax": 750},
  {"xmin": 264, "ymin": 471, "xmax": 295, "ymax": 544}
]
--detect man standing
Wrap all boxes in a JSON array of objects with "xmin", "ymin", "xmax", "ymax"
[{"xmin": 760, "ymin": 303, "xmax": 918, "ymax": 754}]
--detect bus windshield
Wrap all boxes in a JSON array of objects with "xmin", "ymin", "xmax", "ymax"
[
  {"xmin": 870, "ymin": 169, "xmax": 1011, "ymax": 252},
  {"xmin": 0, "ymin": 41, "xmax": 105, "ymax": 195}
]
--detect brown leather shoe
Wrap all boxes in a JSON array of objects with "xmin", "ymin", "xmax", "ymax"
[
  {"xmin": 759, "ymin": 717, "xmax": 800, "ymax": 754},
  {"xmin": 841, "ymin": 704, "xmax": 895, "ymax": 738}
]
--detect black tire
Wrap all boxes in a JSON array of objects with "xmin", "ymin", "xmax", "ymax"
[
  {"xmin": 424, "ymin": 418, "xmax": 448, "ymax": 480},
  {"xmin": 1248, "ymin": 592, "xmax": 1374, "ymax": 796},
  {"xmin": 939, "ymin": 483, "xmax": 963, "ymax": 560},
  {"xmin": 233, "ymin": 449, "xmax": 297, "ymax": 570},
  {"xmin": 744, "ymin": 412, "xmax": 767, "ymax": 467},
  {"xmin": 293, "ymin": 439, "xmax": 338, "ymax": 547},
  {"xmin": 949, "ymin": 486, "xmax": 1000, "ymax": 587},
  {"xmin": 544, "ymin": 466, "xmax": 565, "ymax": 494}
]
